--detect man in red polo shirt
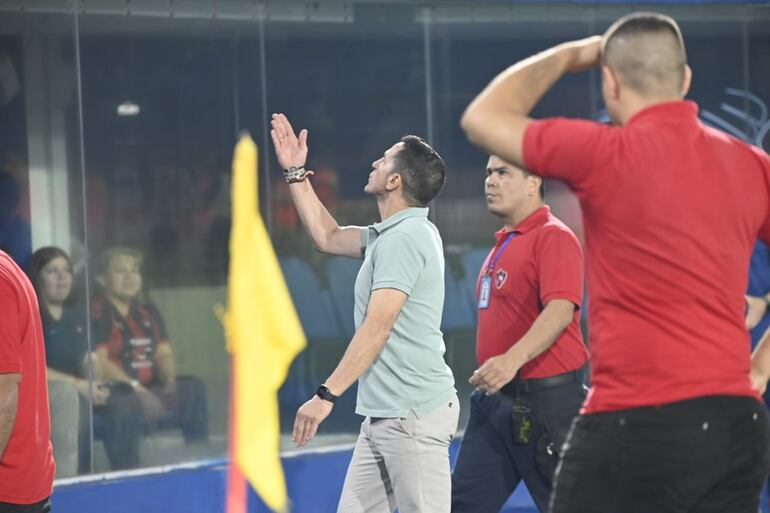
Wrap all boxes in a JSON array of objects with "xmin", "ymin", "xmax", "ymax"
[
  {"xmin": 452, "ymin": 155, "xmax": 587, "ymax": 513},
  {"xmin": 0, "ymin": 250, "xmax": 55, "ymax": 512},
  {"xmin": 461, "ymin": 11, "xmax": 770, "ymax": 513}
]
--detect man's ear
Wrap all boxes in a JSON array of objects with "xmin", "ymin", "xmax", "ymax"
[
  {"xmin": 602, "ymin": 65, "xmax": 621, "ymax": 102},
  {"xmin": 529, "ymin": 175, "xmax": 543, "ymax": 197},
  {"xmin": 681, "ymin": 64, "xmax": 692, "ymax": 98},
  {"xmin": 386, "ymin": 173, "xmax": 401, "ymax": 192}
]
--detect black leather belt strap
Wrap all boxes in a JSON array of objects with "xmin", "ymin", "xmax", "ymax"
[{"xmin": 499, "ymin": 368, "xmax": 584, "ymax": 398}]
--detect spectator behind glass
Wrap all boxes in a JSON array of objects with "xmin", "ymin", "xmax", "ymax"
[
  {"xmin": 92, "ymin": 247, "xmax": 209, "ymax": 444},
  {"xmin": 28, "ymin": 247, "xmax": 143, "ymax": 475}
]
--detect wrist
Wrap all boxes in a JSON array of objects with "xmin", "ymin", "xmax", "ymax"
[
  {"xmin": 504, "ymin": 348, "xmax": 528, "ymax": 369},
  {"xmin": 316, "ymin": 384, "xmax": 339, "ymax": 404},
  {"xmin": 284, "ymin": 165, "xmax": 311, "ymax": 184}
]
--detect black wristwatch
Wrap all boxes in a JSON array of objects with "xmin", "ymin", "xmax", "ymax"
[{"xmin": 316, "ymin": 384, "xmax": 338, "ymax": 404}]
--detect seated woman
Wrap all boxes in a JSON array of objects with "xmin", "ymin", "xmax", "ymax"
[
  {"xmin": 91, "ymin": 246, "xmax": 208, "ymax": 444},
  {"xmin": 27, "ymin": 247, "xmax": 143, "ymax": 475}
]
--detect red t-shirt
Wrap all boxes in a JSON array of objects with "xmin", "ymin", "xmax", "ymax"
[
  {"xmin": 476, "ymin": 206, "xmax": 588, "ymax": 378},
  {"xmin": 523, "ymin": 100, "xmax": 770, "ymax": 413},
  {"xmin": 0, "ymin": 251, "xmax": 54, "ymax": 504}
]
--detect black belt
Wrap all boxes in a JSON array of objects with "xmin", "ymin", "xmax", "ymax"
[{"xmin": 499, "ymin": 368, "xmax": 583, "ymax": 398}]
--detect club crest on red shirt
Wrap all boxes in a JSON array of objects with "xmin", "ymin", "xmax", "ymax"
[{"xmin": 495, "ymin": 269, "xmax": 508, "ymax": 289}]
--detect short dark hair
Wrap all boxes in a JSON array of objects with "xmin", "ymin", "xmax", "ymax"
[
  {"xmin": 391, "ymin": 135, "xmax": 446, "ymax": 207},
  {"xmin": 603, "ymin": 12, "xmax": 686, "ymax": 97}
]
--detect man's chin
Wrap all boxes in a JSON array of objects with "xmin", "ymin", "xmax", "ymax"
[{"xmin": 486, "ymin": 205, "xmax": 504, "ymax": 217}]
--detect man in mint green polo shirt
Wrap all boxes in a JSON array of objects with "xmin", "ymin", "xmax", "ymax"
[{"xmin": 271, "ymin": 113, "xmax": 458, "ymax": 513}]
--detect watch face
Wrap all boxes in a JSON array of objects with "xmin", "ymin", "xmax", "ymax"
[{"xmin": 317, "ymin": 385, "xmax": 335, "ymax": 402}]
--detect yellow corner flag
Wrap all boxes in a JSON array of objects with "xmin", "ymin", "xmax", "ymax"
[{"xmin": 223, "ymin": 134, "xmax": 307, "ymax": 513}]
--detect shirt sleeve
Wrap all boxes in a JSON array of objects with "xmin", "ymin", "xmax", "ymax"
[
  {"xmin": 371, "ymin": 232, "xmax": 425, "ymax": 296},
  {"xmin": 536, "ymin": 226, "xmax": 584, "ymax": 308},
  {"xmin": 523, "ymin": 117, "xmax": 617, "ymax": 197},
  {"xmin": 360, "ymin": 227, "xmax": 370, "ymax": 257},
  {"xmin": 0, "ymin": 278, "xmax": 22, "ymax": 374}
]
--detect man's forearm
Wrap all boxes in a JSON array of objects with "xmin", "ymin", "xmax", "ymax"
[
  {"xmin": 465, "ymin": 44, "xmax": 573, "ymax": 122},
  {"xmin": 506, "ymin": 299, "xmax": 576, "ymax": 368},
  {"xmin": 0, "ymin": 380, "xmax": 19, "ymax": 461},
  {"xmin": 460, "ymin": 37, "xmax": 599, "ymax": 166},
  {"xmin": 752, "ymin": 326, "xmax": 770, "ymax": 383},
  {"xmin": 323, "ymin": 320, "xmax": 391, "ymax": 397},
  {"xmin": 288, "ymin": 180, "xmax": 343, "ymax": 253},
  {"xmin": 98, "ymin": 352, "xmax": 133, "ymax": 383}
]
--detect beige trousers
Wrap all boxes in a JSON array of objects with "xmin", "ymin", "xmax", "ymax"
[{"xmin": 337, "ymin": 395, "xmax": 459, "ymax": 513}]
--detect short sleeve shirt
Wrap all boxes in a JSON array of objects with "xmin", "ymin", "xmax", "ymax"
[
  {"xmin": 353, "ymin": 207, "xmax": 456, "ymax": 418},
  {"xmin": 476, "ymin": 206, "xmax": 588, "ymax": 378},
  {"xmin": 523, "ymin": 100, "xmax": 770, "ymax": 413}
]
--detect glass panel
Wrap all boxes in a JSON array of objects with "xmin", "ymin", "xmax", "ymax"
[
  {"xmin": 0, "ymin": 2, "xmax": 94, "ymax": 477},
  {"xmin": 264, "ymin": 4, "xmax": 428, "ymax": 446},
  {"xmin": 8, "ymin": 0, "xmax": 766, "ymax": 479},
  {"xmin": 429, "ymin": 17, "xmax": 593, "ymax": 428},
  {"xmin": 75, "ymin": 12, "xmax": 255, "ymax": 471},
  {"xmin": 748, "ymin": 17, "xmax": 770, "ymax": 152}
]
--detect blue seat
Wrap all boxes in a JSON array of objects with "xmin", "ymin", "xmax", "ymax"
[
  {"xmin": 461, "ymin": 248, "xmax": 490, "ymax": 314},
  {"xmin": 442, "ymin": 264, "xmax": 476, "ymax": 332},
  {"xmin": 326, "ymin": 258, "xmax": 362, "ymax": 338},
  {"xmin": 278, "ymin": 257, "xmax": 346, "ymax": 403},
  {"xmin": 279, "ymin": 257, "xmax": 343, "ymax": 340}
]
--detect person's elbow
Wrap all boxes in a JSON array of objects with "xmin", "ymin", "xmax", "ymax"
[
  {"xmin": 460, "ymin": 104, "xmax": 486, "ymax": 144},
  {"xmin": 312, "ymin": 227, "xmax": 341, "ymax": 255}
]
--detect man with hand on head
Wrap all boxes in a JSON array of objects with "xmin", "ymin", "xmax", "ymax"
[
  {"xmin": 452, "ymin": 155, "xmax": 587, "ymax": 513},
  {"xmin": 271, "ymin": 113, "xmax": 458, "ymax": 513},
  {"xmin": 462, "ymin": 11, "xmax": 770, "ymax": 513}
]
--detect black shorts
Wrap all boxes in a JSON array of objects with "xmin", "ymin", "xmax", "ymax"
[{"xmin": 550, "ymin": 395, "xmax": 770, "ymax": 513}]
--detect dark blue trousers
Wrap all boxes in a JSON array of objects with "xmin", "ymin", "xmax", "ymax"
[{"xmin": 451, "ymin": 382, "xmax": 585, "ymax": 513}]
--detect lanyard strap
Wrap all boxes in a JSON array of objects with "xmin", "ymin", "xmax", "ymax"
[{"xmin": 485, "ymin": 232, "xmax": 516, "ymax": 275}]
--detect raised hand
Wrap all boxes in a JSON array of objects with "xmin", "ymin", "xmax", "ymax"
[{"xmin": 270, "ymin": 113, "xmax": 308, "ymax": 171}]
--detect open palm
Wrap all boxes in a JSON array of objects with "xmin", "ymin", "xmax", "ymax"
[{"xmin": 270, "ymin": 113, "xmax": 308, "ymax": 170}]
